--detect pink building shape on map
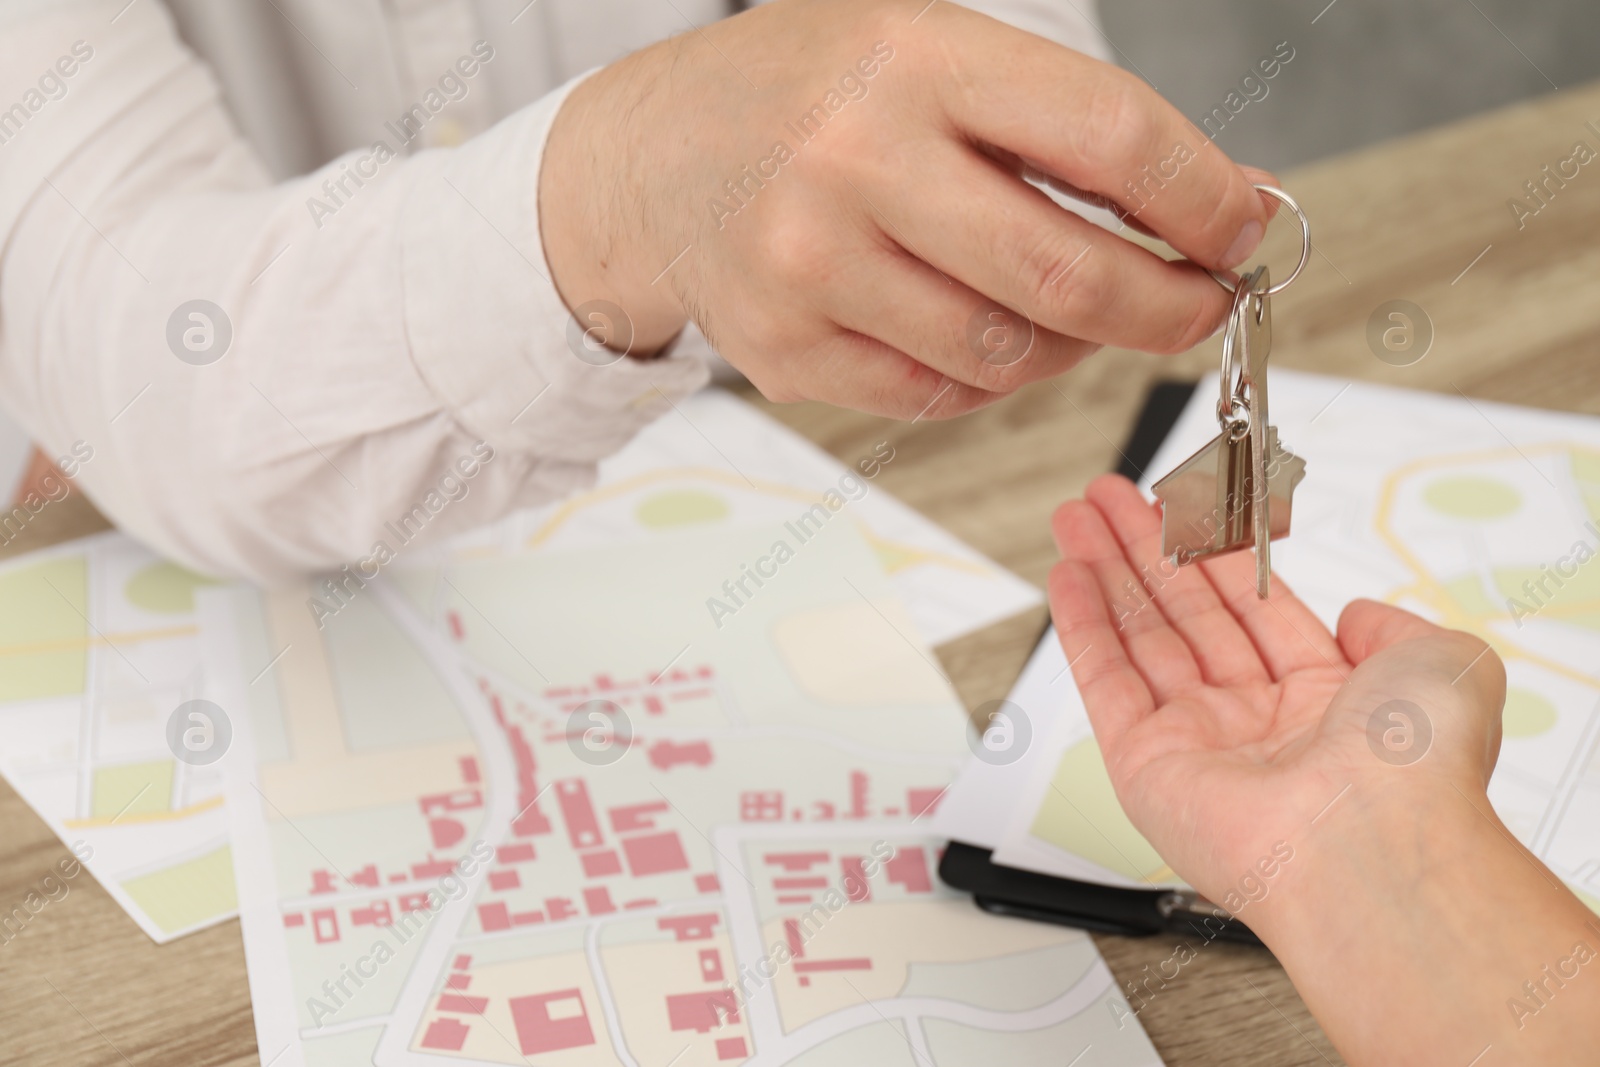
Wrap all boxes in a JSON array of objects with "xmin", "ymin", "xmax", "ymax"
[
  {"xmin": 666, "ymin": 990, "xmax": 740, "ymax": 1033},
  {"xmin": 509, "ymin": 988, "xmax": 597, "ymax": 1055}
]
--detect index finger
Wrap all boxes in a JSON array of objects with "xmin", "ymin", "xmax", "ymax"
[{"xmin": 939, "ymin": 21, "xmax": 1272, "ymax": 271}]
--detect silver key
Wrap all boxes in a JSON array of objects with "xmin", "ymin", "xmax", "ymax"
[
  {"xmin": 1241, "ymin": 268, "xmax": 1272, "ymax": 597},
  {"xmin": 1152, "ymin": 266, "xmax": 1305, "ymax": 597},
  {"xmin": 1149, "ymin": 423, "xmax": 1251, "ymax": 565}
]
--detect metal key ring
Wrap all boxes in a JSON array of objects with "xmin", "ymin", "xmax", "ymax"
[
  {"xmin": 1216, "ymin": 269, "xmax": 1261, "ymax": 435},
  {"xmin": 1210, "ymin": 185, "xmax": 1310, "ymax": 296}
]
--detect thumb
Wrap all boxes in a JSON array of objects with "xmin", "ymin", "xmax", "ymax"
[
  {"xmin": 1335, "ymin": 599, "xmax": 1442, "ymax": 664},
  {"xmin": 1335, "ymin": 600, "xmax": 1507, "ymax": 783}
]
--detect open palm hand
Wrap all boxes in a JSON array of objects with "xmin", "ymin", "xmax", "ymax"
[{"xmin": 1048, "ymin": 475, "xmax": 1506, "ymax": 907}]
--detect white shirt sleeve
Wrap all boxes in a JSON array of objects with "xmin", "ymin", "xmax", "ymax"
[
  {"xmin": 0, "ymin": 0, "xmax": 708, "ymax": 582},
  {"xmin": 948, "ymin": 0, "xmax": 1109, "ymax": 61}
]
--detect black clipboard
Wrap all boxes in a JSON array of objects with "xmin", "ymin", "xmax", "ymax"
[{"xmin": 936, "ymin": 379, "xmax": 1265, "ymax": 947}]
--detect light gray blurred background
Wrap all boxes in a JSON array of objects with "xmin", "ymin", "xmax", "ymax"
[{"xmin": 1101, "ymin": 0, "xmax": 1598, "ymax": 171}]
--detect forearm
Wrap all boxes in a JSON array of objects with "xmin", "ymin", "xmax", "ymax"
[
  {"xmin": 1254, "ymin": 783, "xmax": 1600, "ymax": 1066},
  {"xmin": 0, "ymin": 0, "xmax": 707, "ymax": 579}
]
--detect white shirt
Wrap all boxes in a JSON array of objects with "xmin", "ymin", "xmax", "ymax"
[{"xmin": 0, "ymin": 0, "xmax": 1105, "ymax": 581}]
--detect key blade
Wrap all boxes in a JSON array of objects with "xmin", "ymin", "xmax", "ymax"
[
  {"xmin": 1253, "ymin": 423, "xmax": 1271, "ymax": 598},
  {"xmin": 1255, "ymin": 528, "xmax": 1270, "ymax": 597},
  {"xmin": 1242, "ymin": 272, "xmax": 1272, "ymax": 598}
]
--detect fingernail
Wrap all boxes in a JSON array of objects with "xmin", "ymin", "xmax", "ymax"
[{"xmin": 1220, "ymin": 219, "xmax": 1264, "ymax": 271}]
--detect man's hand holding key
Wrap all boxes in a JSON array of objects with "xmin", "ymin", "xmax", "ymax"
[{"xmin": 539, "ymin": 0, "xmax": 1279, "ymax": 419}]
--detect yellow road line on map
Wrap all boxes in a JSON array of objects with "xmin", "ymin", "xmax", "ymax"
[
  {"xmin": 1373, "ymin": 445, "xmax": 1600, "ymax": 691},
  {"xmin": 526, "ymin": 467, "xmax": 816, "ymax": 547},
  {"xmin": 521, "ymin": 466, "xmax": 991, "ymax": 576},
  {"xmin": 63, "ymin": 793, "xmax": 223, "ymax": 829}
]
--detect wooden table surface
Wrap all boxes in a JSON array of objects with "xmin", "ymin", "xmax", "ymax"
[{"xmin": 7, "ymin": 77, "xmax": 1600, "ymax": 1067}]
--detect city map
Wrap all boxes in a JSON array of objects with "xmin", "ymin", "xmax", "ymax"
[
  {"xmin": 207, "ymin": 519, "xmax": 1160, "ymax": 1066},
  {"xmin": 961, "ymin": 372, "xmax": 1600, "ymax": 913},
  {"xmin": 0, "ymin": 533, "xmax": 234, "ymax": 941},
  {"xmin": 0, "ymin": 389, "xmax": 1040, "ymax": 944}
]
